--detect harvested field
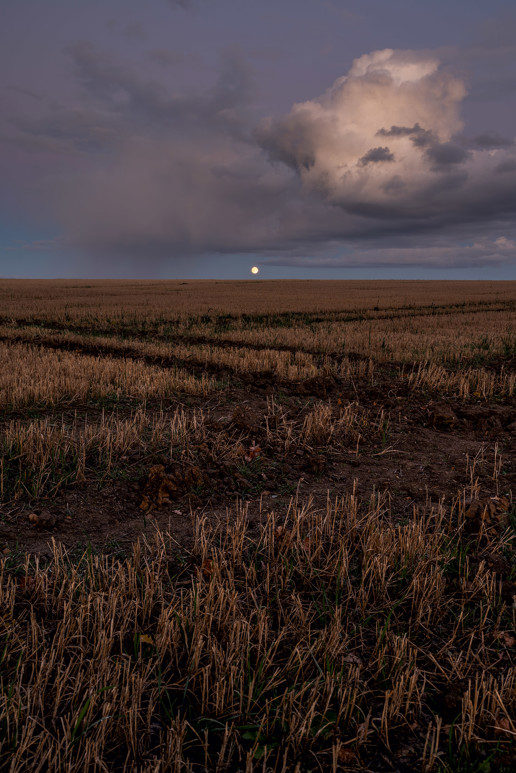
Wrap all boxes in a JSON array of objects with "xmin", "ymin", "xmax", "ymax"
[{"xmin": 1, "ymin": 279, "xmax": 515, "ymax": 771}]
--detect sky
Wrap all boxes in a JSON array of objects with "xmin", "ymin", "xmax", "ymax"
[{"xmin": 1, "ymin": 0, "xmax": 516, "ymax": 279}]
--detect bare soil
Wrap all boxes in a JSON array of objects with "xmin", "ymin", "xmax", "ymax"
[{"xmin": 2, "ymin": 361, "xmax": 514, "ymax": 559}]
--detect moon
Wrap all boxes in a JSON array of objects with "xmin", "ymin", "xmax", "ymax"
[{"xmin": 251, "ymin": 266, "xmax": 259, "ymax": 274}]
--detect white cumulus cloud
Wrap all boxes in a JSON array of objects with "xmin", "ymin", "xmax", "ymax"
[{"xmin": 258, "ymin": 48, "xmax": 516, "ymax": 223}]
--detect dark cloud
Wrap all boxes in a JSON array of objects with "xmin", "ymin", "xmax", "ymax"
[
  {"xmin": 460, "ymin": 13, "xmax": 516, "ymax": 68},
  {"xmin": 123, "ymin": 22, "xmax": 147, "ymax": 43},
  {"xmin": 9, "ymin": 106, "xmax": 121, "ymax": 153},
  {"xmin": 468, "ymin": 76, "xmax": 516, "ymax": 103},
  {"xmin": 254, "ymin": 108, "xmax": 317, "ymax": 172},
  {"xmin": 376, "ymin": 124, "xmax": 421, "ymax": 138},
  {"xmin": 54, "ymin": 137, "xmax": 309, "ymax": 259},
  {"xmin": 359, "ymin": 146, "xmax": 395, "ymax": 166},
  {"xmin": 425, "ymin": 141, "xmax": 470, "ymax": 167},
  {"xmin": 164, "ymin": 0, "xmax": 196, "ymax": 8},
  {"xmin": 146, "ymin": 48, "xmax": 185, "ymax": 67},
  {"xmin": 105, "ymin": 19, "xmax": 147, "ymax": 41},
  {"xmin": 381, "ymin": 175, "xmax": 405, "ymax": 194},
  {"xmin": 473, "ymin": 131, "xmax": 514, "ymax": 149},
  {"xmin": 452, "ymin": 13, "xmax": 516, "ymax": 114},
  {"xmin": 6, "ymin": 85, "xmax": 43, "ymax": 101},
  {"xmin": 20, "ymin": 46, "xmax": 249, "ymax": 150},
  {"xmin": 3, "ymin": 43, "xmax": 516, "ymax": 271},
  {"xmin": 257, "ymin": 138, "xmax": 314, "ymax": 172},
  {"xmin": 66, "ymin": 41, "xmax": 163, "ymax": 113},
  {"xmin": 410, "ymin": 128, "xmax": 436, "ymax": 149},
  {"xmin": 495, "ymin": 158, "xmax": 516, "ymax": 174},
  {"xmin": 376, "ymin": 123, "xmax": 435, "ymax": 148},
  {"xmin": 61, "ymin": 41, "xmax": 255, "ymax": 139},
  {"xmin": 261, "ymin": 237, "xmax": 516, "ymax": 270}
]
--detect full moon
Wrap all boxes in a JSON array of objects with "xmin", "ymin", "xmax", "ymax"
[{"xmin": 251, "ymin": 266, "xmax": 259, "ymax": 274}]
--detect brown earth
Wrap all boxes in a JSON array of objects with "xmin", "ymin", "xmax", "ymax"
[
  {"xmin": 1, "ymin": 285, "xmax": 515, "ymax": 772},
  {"xmin": 2, "ymin": 362, "xmax": 514, "ymax": 559}
]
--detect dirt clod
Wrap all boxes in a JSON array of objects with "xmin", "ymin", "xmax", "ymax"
[
  {"xmin": 464, "ymin": 496, "xmax": 510, "ymax": 535},
  {"xmin": 429, "ymin": 402, "xmax": 458, "ymax": 429},
  {"xmin": 140, "ymin": 463, "xmax": 204, "ymax": 511},
  {"xmin": 28, "ymin": 511, "xmax": 57, "ymax": 528},
  {"xmin": 139, "ymin": 465, "xmax": 179, "ymax": 511},
  {"xmin": 231, "ymin": 405, "xmax": 260, "ymax": 433},
  {"xmin": 304, "ymin": 452, "xmax": 327, "ymax": 474}
]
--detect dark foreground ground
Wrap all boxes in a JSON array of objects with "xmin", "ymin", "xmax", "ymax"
[
  {"xmin": 1, "ymin": 327, "xmax": 515, "ymax": 771},
  {"xmin": 2, "ymin": 357, "xmax": 515, "ymax": 558}
]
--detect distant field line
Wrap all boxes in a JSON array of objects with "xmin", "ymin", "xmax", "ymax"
[{"xmin": 0, "ymin": 298, "xmax": 514, "ymax": 333}]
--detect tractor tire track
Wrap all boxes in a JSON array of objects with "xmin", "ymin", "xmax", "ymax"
[{"xmin": 0, "ymin": 332, "xmax": 346, "ymax": 396}]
